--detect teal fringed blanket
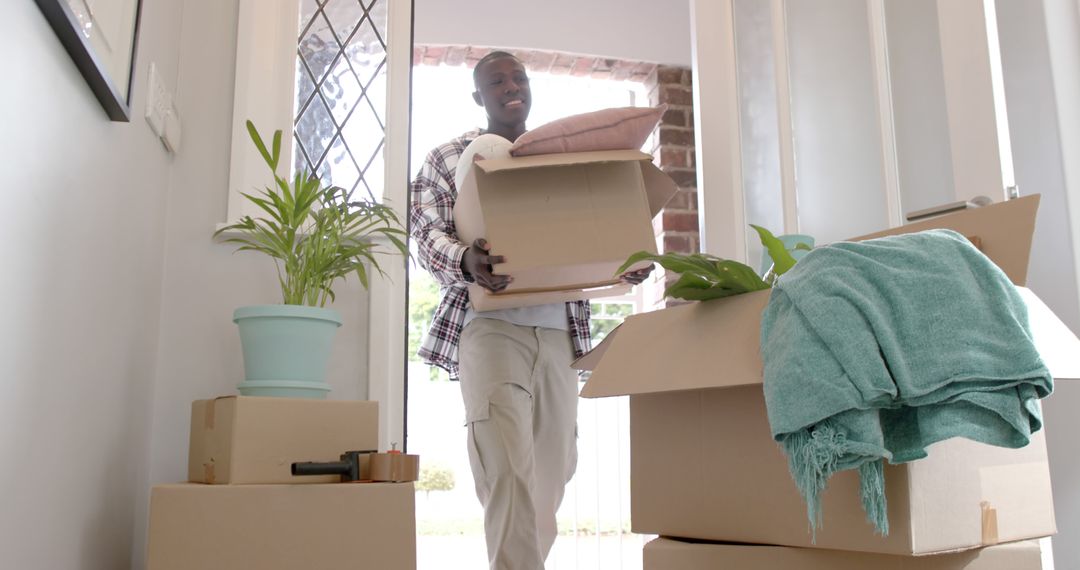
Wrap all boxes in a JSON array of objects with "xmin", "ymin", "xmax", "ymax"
[{"xmin": 760, "ymin": 229, "xmax": 1052, "ymax": 536}]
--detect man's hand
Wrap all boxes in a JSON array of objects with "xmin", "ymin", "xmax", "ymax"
[
  {"xmin": 462, "ymin": 238, "xmax": 512, "ymax": 293},
  {"xmin": 620, "ymin": 265, "xmax": 653, "ymax": 285}
]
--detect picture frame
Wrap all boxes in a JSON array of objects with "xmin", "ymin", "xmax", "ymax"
[{"xmin": 34, "ymin": 0, "xmax": 144, "ymax": 122}]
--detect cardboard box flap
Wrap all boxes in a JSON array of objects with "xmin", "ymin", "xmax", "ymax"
[
  {"xmin": 641, "ymin": 161, "xmax": 679, "ymax": 216},
  {"xmin": 579, "ymin": 289, "xmax": 772, "ymax": 398},
  {"xmin": 1019, "ymin": 287, "xmax": 1080, "ymax": 381},
  {"xmin": 475, "ymin": 150, "xmax": 677, "ymax": 216},
  {"xmin": 573, "ymin": 324, "xmax": 621, "ymax": 372},
  {"xmin": 853, "ymin": 195, "xmax": 1039, "ymax": 286},
  {"xmin": 476, "ymin": 149, "xmax": 652, "ymax": 173}
]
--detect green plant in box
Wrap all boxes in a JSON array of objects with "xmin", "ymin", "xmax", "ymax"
[
  {"xmin": 215, "ymin": 121, "xmax": 408, "ymax": 398},
  {"xmin": 615, "ymin": 224, "xmax": 812, "ymax": 302}
]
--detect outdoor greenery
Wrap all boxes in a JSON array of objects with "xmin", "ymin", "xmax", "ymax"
[
  {"xmin": 589, "ymin": 302, "xmax": 633, "ymax": 345},
  {"xmin": 415, "ymin": 463, "xmax": 456, "ymax": 498},
  {"xmin": 215, "ymin": 121, "xmax": 408, "ymax": 306}
]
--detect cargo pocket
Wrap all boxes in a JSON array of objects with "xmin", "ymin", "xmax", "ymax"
[{"xmin": 465, "ymin": 407, "xmax": 491, "ymax": 503}]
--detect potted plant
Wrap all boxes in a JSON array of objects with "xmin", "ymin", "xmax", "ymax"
[{"xmin": 215, "ymin": 121, "xmax": 408, "ymax": 399}]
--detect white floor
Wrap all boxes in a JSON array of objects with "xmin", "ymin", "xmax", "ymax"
[{"xmin": 418, "ymin": 534, "xmax": 647, "ymax": 570}]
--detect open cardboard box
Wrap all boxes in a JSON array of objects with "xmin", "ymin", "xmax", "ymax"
[
  {"xmin": 454, "ymin": 149, "xmax": 677, "ymax": 311},
  {"xmin": 643, "ymin": 537, "xmax": 1046, "ymax": 570},
  {"xmin": 575, "ymin": 195, "xmax": 1080, "ymax": 555}
]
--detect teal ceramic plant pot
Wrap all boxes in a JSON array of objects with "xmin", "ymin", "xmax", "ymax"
[{"xmin": 233, "ymin": 305, "xmax": 342, "ymax": 399}]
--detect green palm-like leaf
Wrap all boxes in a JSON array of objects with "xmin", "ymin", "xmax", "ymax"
[
  {"xmin": 217, "ymin": 121, "xmax": 411, "ymax": 307},
  {"xmin": 246, "ymin": 120, "xmax": 274, "ymax": 169}
]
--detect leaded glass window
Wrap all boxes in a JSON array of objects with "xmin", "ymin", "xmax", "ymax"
[{"xmin": 295, "ymin": 0, "xmax": 388, "ymax": 202}]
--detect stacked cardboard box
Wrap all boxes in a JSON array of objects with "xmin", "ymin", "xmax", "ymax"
[
  {"xmin": 575, "ymin": 196, "xmax": 1080, "ymax": 568},
  {"xmin": 643, "ymin": 537, "xmax": 1046, "ymax": 569},
  {"xmin": 147, "ymin": 396, "xmax": 417, "ymax": 570}
]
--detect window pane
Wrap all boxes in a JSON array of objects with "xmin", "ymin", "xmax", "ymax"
[{"xmin": 294, "ymin": 0, "xmax": 388, "ymax": 202}]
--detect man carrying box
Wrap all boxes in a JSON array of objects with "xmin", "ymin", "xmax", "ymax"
[{"xmin": 409, "ymin": 51, "xmax": 649, "ymax": 569}]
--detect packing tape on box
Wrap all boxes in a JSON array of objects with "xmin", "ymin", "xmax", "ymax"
[
  {"xmin": 369, "ymin": 453, "xmax": 420, "ymax": 482},
  {"xmin": 204, "ymin": 398, "xmax": 217, "ymax": 429},
  {"xmin": 203, "ymin": 462, "xmax": 216, "ymax": 484},
  {"xmin": 981, "ymin": 501, "xmax": 999, "ymax": 545}
]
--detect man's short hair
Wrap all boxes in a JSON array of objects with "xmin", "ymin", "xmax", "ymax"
[{"xmin": 472, "ymin": 51, "xmax": 522, "ymax": 87}]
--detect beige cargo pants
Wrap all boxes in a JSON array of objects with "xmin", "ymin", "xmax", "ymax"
[{"xmin": 458, "ymin": 318, "xmax": 579, "ymax": 570}]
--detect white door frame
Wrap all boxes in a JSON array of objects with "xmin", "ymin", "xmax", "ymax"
[
  {"xmin": 367, "ymin": 0, "xmax": 413, "ymax": 453},
  {"xmin": 690, "ymin": 0, "xmax": 747, "ymax": 260},
  {"xmin": 936, "ymin": 0, "xmax": 1015, "ymax": 204}
]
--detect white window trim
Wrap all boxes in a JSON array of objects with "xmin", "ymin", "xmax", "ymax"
[
  {"xmin": 222, "ymin": 0, "xmax": 300, "ymax": 228},
  {"xmin": 367, "ymin": 0, "xmax": 412, "ymax": 452}
]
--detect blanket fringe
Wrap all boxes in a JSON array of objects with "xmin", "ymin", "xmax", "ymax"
[
  {"xmin": 859, "ymin": 459, "xmax": 889, "ymax": 535},
  {"xmin": 781, "ymin": 421, "xmax": 846, "ymax": 541},
  {"xmin": 781, "ymin": 420, "xmax": 890, "ymax": 539}
]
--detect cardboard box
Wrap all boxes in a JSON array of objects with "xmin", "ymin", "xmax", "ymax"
[
  {"xmin": 188, "ymin": 396, "xmax": 378, "ymax": 484},
  {"xmin": 576, "ymin": 196, "xmax": 1080, "ymax": 555},
  {"xmin": 643, "ymin": 537, "xmax": 1045, "ymax": 569},
  {"xmin": 146, "ymin": 483, "xmax": 415, "ymax": 570},
  {"xmin": 454, "ymin": 149, "xmax": 678, "ymax": 311}
]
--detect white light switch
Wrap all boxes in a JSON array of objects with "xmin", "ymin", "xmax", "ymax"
[
  {"xmin": 145, "ymin": 63, "xmax": 181, "ymax": 153},
  {"xmin": 163, "ymin": 104, "xmax": 182, "ymax": 153},
  {"xmin": 145, "ymin": 63, "xmax": 167, "ymax": 136}
]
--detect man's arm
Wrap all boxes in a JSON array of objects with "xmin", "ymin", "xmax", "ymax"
[{"xmin": 409, "ymin": 149, "xmax": 470, "ymax": 287}]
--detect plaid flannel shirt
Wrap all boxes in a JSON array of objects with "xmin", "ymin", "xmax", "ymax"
[{"xmin": 409, "ymin": 130, "xmax": 592, "ymax": 379}]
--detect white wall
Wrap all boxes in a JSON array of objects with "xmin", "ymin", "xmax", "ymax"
[
  {"xmin": 999, "ymin": 0, "xmax": 1080, "ymax": 566},
  {"xmin": 414, "ymin": 0, "xmax": 692, "ymax": 65},
  {"xmin": 997, "ymin": 1, "xmax": 1080, "ymax": 335},
  {"xmin": 0, "ymin": 1, "xmax": 181, "ymax": 568},
  {"xmin": 134, "ymin": 0, "xmax": 372, "ymax": 567}
]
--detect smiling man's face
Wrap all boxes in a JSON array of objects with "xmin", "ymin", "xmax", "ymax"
[{"xmin": 473, "ymin": 55, "xmax": 532, "ymax": 132}]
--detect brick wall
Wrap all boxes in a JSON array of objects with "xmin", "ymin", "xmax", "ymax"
[
  {"xmin": 644, "ymin": 65, "xmax": 699, "ymax": 310},
  {"xmin": 414, "ymin": 45, "xmax": 657, "ymax": 81}
]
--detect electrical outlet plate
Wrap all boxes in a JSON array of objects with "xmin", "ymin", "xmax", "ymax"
[
  {"xmin": 162, "ymin": 105, "xmax": 182, "ymax": 153},
  {"xmin": 145, "ymin": 62, "xmax": 181, "ymax": 153},
  {"xmin": 145, "ymin": 63, "xmax": 169, "ymax": 138}
]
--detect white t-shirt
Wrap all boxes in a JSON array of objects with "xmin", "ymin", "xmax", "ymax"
[{"xmin": 463, "ymin": 303, "xmax": 569, "ymax": 331}]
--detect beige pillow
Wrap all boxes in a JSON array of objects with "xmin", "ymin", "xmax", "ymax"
[
  {"xmin": 454, "ymin": 134, "xmax": 513, "ymax": 191},
  {"xmin": 509, "ymin": 105, "xmax": 666, "ymax": 156}
]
